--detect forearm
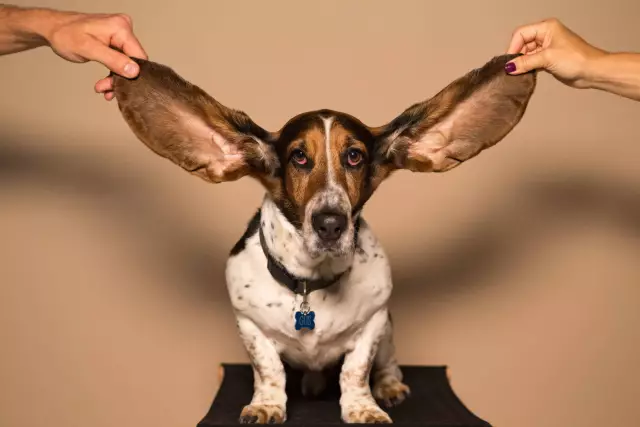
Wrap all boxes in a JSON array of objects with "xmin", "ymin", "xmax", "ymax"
[
  {"xmin": 0, "ymin": 4, "xmax": 58, "ymax": 55},
  {"xmin": 585, "ymin": 52, "xmax": 640, "ymax": 101}
]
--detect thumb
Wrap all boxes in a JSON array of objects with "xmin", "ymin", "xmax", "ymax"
[
  {"xmin": 79, "ymin": 36, "xmax": 140, "ymax": 78},
  {"xmin": 505, "ymin": 51, "xmax": 549, "ymax": 75}
]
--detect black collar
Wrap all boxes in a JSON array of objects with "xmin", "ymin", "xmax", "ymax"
[{"xmin": 259, "ymin": 226, "xmax": 347, "ymax": 295}]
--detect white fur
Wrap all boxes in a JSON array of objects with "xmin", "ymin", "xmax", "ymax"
[{"xmin": 322, "ymin": 116, "xmax": 336, "ymax": 186}]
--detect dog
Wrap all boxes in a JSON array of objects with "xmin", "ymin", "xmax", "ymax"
[{"xmin": 111, "ymin": 52, "xmax": 536, "ymax": 424}]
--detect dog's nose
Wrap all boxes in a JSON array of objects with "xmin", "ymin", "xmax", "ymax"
[{"xmin": 312, "ymin": 212, "xmax": 347, "ymax": 242}]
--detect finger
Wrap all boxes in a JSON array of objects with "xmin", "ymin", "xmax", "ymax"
[
  {"xmin": 523, "ymin": 40, "xmax": 539, "ymax": 54},
  {"xmin": 79, "ymin": 36, "xmax": 140, "ymax": 78},
  {"xmin": 94, "ymin": 76, "xmax": 113, "ymax": 93},
  {"xmin": 505, "ymin": 51, "xmax": 549, "ymax": 75},
  {"xmin": 104, "ymin": 92, "xmax": 115, "ymax": 101},
  {"xmin": 111, "ymin": 27, "xmax": 148, "ymax": 60},
  {"xmin": 507, "ymin": 22, "xmax": 548, "ymax": 54}
]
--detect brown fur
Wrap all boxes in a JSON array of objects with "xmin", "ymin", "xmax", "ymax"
[
  {"xmin": 284, "ymin": 124, "xmax": 327, "ymax": 216},
  {"xmin": 112, "ymin": 53, "xmax": 535, "ymax": 232},
  {"xmin": 330, "ymin": 123, "xmax": 369, "ymax": 206}
]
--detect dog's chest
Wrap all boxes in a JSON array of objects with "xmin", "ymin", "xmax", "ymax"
[{"xmin": 226, "ymin": 227, "xmax": 392, "ymax": 369}]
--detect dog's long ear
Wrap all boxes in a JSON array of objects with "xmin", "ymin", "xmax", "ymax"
[
  {"xmin": 112, "ymin": 58, "xmax": 277, "ymax": 184},
  {"xmin": 373, "ymin": 54, "xmax": 536, "ymax": 175}
]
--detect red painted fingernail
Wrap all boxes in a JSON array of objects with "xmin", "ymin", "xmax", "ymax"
[{"xmin": 505, "ymin": 62, "xmax": 516, "ymax": 73}]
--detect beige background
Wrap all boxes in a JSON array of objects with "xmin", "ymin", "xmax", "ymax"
[{"xmin": 1, "ymin": 1, "xmax": 639, "ymax": 427}]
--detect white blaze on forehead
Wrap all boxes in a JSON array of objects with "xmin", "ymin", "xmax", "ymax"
[
  {"xmin": 318, "ymin": 114, "xmax": 351, "ymax": 213},
  {"xmin": 322, "ymin": 116, "xmax": 335, "ymax": 186}
]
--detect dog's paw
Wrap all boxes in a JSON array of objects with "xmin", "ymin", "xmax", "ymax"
[
  {"xmin": 239, "ymin": 404, "xmax": 286, "ymax": 424},
  {"xmin": 342, "ymin": 405, "xmax": 392, "ymax": 424},
  {"xmin": 301, "ymin": 370, "xmax": 326, "ymax": 398},
  {"xmin": 373, "ymin": 378, "xmax": 410, "ymax": 408}
]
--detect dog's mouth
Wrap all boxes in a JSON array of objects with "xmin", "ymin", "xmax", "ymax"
[{"xmin": 314, "ymin": 237, "xmax": 354, "ymax": 256}]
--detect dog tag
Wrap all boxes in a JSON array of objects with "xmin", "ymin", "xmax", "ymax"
[
  {"xmin": 294, "ymin": 310, "xmax": 315, "ymax": 331},
  {"xmin": 294, "ymin": 281, "xmax": 315, "ymax": 331}
]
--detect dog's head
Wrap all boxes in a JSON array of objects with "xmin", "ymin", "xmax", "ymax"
[{"xmin": 112, "ymin": 54, "xmax": 536, "ymax": 258}]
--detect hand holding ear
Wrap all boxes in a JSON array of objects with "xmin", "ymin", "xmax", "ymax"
[
  {"xmin": 504, "ymin": 18, "xmax": 606, "ymax": 89},
  {"xmin": 41, "ymin": 10, "xmax": 148, "ymax": 100}
]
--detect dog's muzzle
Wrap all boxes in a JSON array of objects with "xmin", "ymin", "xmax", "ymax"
[
  {"xmin": 303, "ymin": 186, "xmax": 354, "ymax": 256},
  {"xmin": 311, "ymin": 210, "xmax": 348, "ymax": 243}
]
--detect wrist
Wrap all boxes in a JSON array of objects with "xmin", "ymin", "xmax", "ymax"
[{"xmin": 580, "ymin": 49, "xmax": 613, "ymax": 90}]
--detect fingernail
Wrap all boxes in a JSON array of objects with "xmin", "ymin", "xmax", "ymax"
[
  {"xmin": 505, "ymin": 62, "xmax": 516, "ymax": 73},
  {"xmin": 124, "ymin": 62, "xmax": 138, "ymax": 77}
]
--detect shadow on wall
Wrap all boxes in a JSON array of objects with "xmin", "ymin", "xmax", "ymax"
[
  {"xmin": 392, "ymin": 173, "xmax": 640, "ymax": 299},
  {"xmin": 2, "ymin": 139, "xmax": 640, "ymax": 304},
  {"xmin": 0, "ymin": 139, "xmax": 228, "ymax": 304}
]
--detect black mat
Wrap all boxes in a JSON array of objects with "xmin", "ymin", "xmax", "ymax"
[{"xmin": 198, "ymin": 364, "xmax": 491, "ymax": 427}]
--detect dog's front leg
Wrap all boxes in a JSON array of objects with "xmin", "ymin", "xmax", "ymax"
[
  {"xmin": 340, "ymin": 309, "xmax": 392, "ymax": 424},
  {"xmin": 372, "ymin": 314, "xmax": 410, "ymax": 408},
  {"xmin": 236, "ymin": 316, "xmax": 287, "ymax": 424}
]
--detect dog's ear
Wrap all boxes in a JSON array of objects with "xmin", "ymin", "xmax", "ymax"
[
  {"xmin": 112, "ymin": 58, "xmax": 277, "ymax": 184},
  {"xmin": 374, "ymin": 54, "xmax": 536, "ymax": 174}
]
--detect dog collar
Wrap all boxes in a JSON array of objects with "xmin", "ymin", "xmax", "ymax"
[{"xmin": 258, "ymin": 226, "xmax": 345, "ymax": 295}]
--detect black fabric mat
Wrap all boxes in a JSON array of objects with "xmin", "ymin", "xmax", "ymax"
[{"xmin": 198, "ymin": 364, "xmax": 491, "ymax": 427}]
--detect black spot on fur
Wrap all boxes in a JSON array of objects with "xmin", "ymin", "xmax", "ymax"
[
  {"xmin": 244, "ymin": 284, "xmax": 251, "ymax": 288},
  {"xmin": 230, "ymin": 209, "xmax": 261, "ymax": 256},
  {"xmin": 358, "ymin": 247, "xmax": 369, "ymax": 263}
]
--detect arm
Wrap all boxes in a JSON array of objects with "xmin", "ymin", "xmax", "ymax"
[
  {"xmin": 0, "ymin": 4, "xmax": 147, "ymax": 100},
  {"xmin": 505, "ymin": 18, "xmax": 640, "ymax": 102},
  {"xmin": 584, "ymin": 52, "xmax": 640, "ymax": 101},
  {"xmin": 0, "ymin": 4, "xmax": 51, "ymax": 54}
]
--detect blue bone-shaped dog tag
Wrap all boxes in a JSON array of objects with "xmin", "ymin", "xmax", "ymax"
[{"xmin": 294, "ymin": 311, "xmax": 315, "ymax": 331}]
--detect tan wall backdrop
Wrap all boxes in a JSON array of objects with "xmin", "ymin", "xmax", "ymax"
[{"xmin": 2, "ymin": 1, "xmax": 639, "ymax": 427}]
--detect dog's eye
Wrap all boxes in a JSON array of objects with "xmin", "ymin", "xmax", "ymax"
[
  {"xmin": 291, "ymin": 149, "xmax": 308, "ymax": 166},
  {"xmin": 346, "ymin": 149, "xmax": 363, "ymax": 167}
]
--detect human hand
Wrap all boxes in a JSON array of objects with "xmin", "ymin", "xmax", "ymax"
[
  {"xmin": 504, "ymin": 18, "xmax": 607, "ymax": 89},
  {"xmin": 42, "ymin": 10, "xmax": 147, "ymax": 100}
]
